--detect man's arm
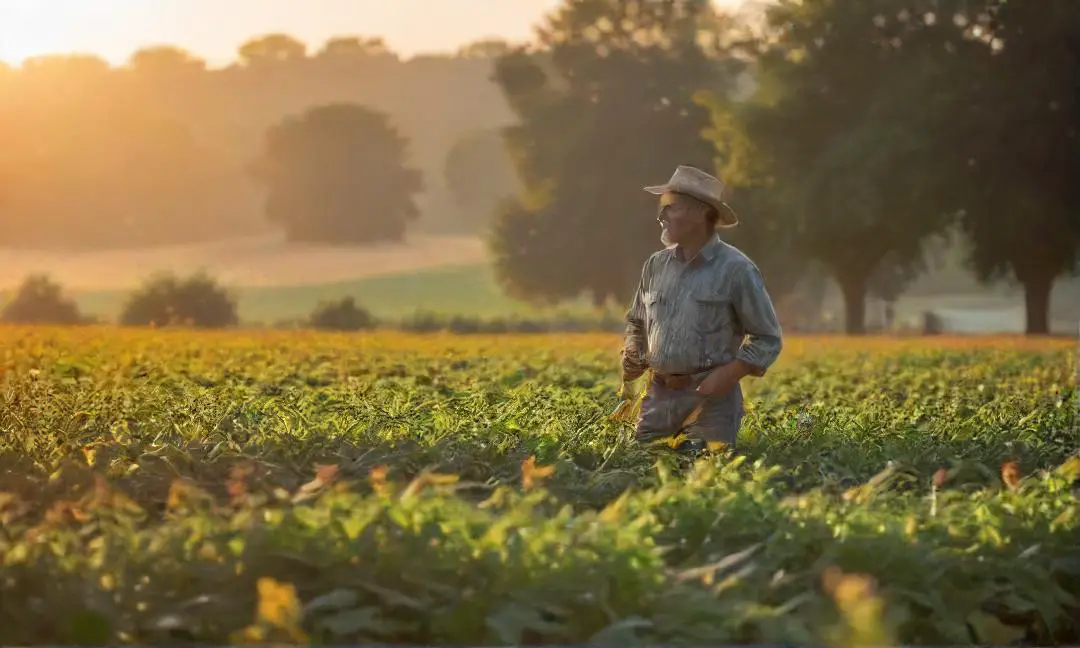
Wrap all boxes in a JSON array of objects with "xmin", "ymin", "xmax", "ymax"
[
  {"xmin": 621, "ymin": 260, "xmax": 651, "ymax": 382},
  {"xmin": 731, "ymin": 261, "xmax": 783, "ymax": 377}
]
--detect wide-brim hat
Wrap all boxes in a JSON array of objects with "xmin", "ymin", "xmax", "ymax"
[{"xmin": 643, "ymin": 164, "xmax": 738, "ymax": 228}]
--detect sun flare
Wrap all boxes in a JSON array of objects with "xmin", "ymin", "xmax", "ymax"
[{"xmin": 0, "ymin": 0, "xmax": 156, "ymax": 66}]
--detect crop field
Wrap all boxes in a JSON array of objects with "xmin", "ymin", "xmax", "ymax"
[{"xmin": 0, "ymin": 328, "xmax": 1077, "ymax": 645}]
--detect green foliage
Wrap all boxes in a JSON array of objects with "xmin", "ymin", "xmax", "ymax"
[
  {"xmin": 489, "ymin": 0, "xmax": 738, "ymax": 308},
  {"xmin": 701, "ymin": 0, "xmax": 964, "ymax": 334},
  {"xmin": 0, "ymin": 274, "xmax": 87, "ymax": 325},
  {"xmin": 308, "ymin": 296, "xmax": 375, "ymax": 331},
  {"xmin": 250, "ymin": 102, "xmax": 424, "ymax": 244},
  {"xmin": 698, "ymin": 0, "xmax": 1080, "ymax": 335},
  {"xmin": 118, "ymin": 271, "xmax": 239, "ymax": 328},
  {"xmin": 0, "ymin": 329, "xmax": 1075, "ymax": 644},
  {"xmin": 934, "ymin": 0, "xmax": 1080, "ymax": 333}
]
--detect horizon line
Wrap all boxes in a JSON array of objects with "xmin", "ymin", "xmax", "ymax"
[{"xmin": 0, "ymin": 32, "xmax": 527, "ymax": 70}]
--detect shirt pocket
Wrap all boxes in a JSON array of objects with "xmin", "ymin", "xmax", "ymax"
[{"xmin": 691, "ymin": 288, "xmax": 733, "ymax": 335}]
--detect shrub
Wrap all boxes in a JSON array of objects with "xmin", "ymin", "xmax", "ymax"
[
  {"xmin": 399, "ymin": 310, "xmax": 445, "ymax": 333},
  {"xmin": 119, "ymin": 271, "xmax": 238, "ymax": 328},
  {"xmin": 308, "ymin": 296, "xmax": 374, "ymax": 331},
  {"xmin": 0, "ymin": 274, "xmax": 87, "ymax": 325}
]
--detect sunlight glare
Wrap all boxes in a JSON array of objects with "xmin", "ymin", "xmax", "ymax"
[{"xmin": 0, "ymin": 0, "xmax": 155, "ymax": 65}]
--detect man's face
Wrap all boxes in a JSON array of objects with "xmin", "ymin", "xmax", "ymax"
[{"xmin": 657, "ymin": 192, "xmax": 704, "ymax": 246}]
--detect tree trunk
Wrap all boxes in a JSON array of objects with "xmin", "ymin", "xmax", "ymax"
[
  {"xmin": 837, "ymin": 274, "xmax": 868, "ymax": 335},
  {"xmin": 1021, "ymin": 273, "xmax": 1053, "ymax": 335}
]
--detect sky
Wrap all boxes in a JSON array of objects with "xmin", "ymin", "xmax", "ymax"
[{"xmin": 0, "ymin": 0, "xmax": 745, "ymax": 67}]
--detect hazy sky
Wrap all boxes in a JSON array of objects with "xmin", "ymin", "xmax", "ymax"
[{"xmin": 1, "ymin": 0, "xmax": 744, "ymax": 67}]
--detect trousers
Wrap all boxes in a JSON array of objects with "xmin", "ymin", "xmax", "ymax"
[{"xmin": 634, "ymin": 366, "xmax": 745, "ymax": 447}]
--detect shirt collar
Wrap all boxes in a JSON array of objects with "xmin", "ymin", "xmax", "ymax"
[{"xmin": 674, "ymin": 232, "xmax": 723, "ymax": 265}]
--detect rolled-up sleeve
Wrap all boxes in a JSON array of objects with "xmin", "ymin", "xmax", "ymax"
[
  {"xmin": 621, "ymin": 259, "xmax": 651, "ymax": 381},
  {"xmin": 732, "ymin": 262, "xmax": 783, "ymax": 375}
]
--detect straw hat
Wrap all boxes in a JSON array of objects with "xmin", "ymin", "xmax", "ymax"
[{"xmin": 643, "ymin": 165, "xmax": 738, "ymax": 227}]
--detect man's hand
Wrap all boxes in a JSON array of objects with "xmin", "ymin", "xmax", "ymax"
[
  {"xmin": 610, "ymin": 378, "xmax": 643, "ymax": 423},
  {"xmin": 697, "ymin": 360, "xmax": 758, "ymax": 397}
]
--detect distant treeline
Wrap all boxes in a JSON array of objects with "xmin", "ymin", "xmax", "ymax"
[{"xmin": 0, "ymin": 34, "xmax": 520, "ymax": 248}]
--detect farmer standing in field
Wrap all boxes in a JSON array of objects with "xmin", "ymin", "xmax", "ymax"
[{"xmin": 614, "ymin": 165, "xmax": 783, "ymax": 454}]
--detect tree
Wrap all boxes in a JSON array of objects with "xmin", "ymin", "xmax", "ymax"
[
  {"xmin": 250, "ymin": 103, "xmax": 424, "ymax": 244},
  {"xmin": 309, "ymin": 296, "xmax": 375, "ymax": 331},
  {"xmin": 697, "ymin": 92, "xmax": 805, "ymax": 303},
  {"xmin": 0, "ymin": 275, "xmax": 86, "ymax": 325},
  {"xmin": 700, "ymin": 0, "xmax": 964, "ymax": 334},
  {"xmin": 939, "ymin": 0, "xmax": 1080, "ymax": 334},
  {"xmin": 457, "ymin": 39, "xmax": 512, "ymax": 60},
  {"xmin": 316, "ymin": 36, "xmax": 396, "ymax": 61},
  {"xmin": 237, "ymin": 34, "xmax": 308, "ymax": 66},
  {"xmin": 119, "ymin": 272, "xmax": 238, "ymax": 328},
  {"xmin": 19, "ymin": 54, "xmax": 111, "ymax": 81},
  {"xmin": 127, "ymin": 45, "xmax": 207, "ymax": 75},
  {"xmin": 489, "ymin": 0, "xmax": 740, "ymax": 308}
]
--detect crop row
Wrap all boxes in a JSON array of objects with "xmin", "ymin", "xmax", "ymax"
[{"xmin": 0, "ymin": 328, "xmax": 1076, "ymax": 644}]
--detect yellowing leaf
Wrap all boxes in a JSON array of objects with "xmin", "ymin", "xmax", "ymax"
[
  {"xmin": 522, "ymin": 456, "xmax": 555, "ymax": 489},
  {"xmin": 598, "ymin": 490, "xmax": 630, "ymax": 523},
  {"xmin": 1055, "ymin": 454, "xmax": 1080, "ymax": 479},
  {"xmin": 82, "ymin": 446, "xmax": 97, "ymax": 467},
  {"xmin": 235, "ymin": 577, "xmax": 309, "ymax": 644},
  {"xmin": 401, "ymin": 470, "xmax": 459, "ymax": 500},
  {"xmin": 167, "ymin": 478, "xmax": 213, "ymax": 512},
  {"xmin": 369, "ymin": 465, "xmax": 390, "ymax": 496},
  {"xmin": 966, "ymin": 610, "xmax": 1028, "ymax": 646}
]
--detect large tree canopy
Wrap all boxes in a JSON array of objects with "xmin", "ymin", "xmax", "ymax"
[
  {"xmin": 489, "ymin": 0, "xmax": 743, "ymax": 308},
  {"xmin": 700, "ymin": 0, "xmax": 973, "ymax": 333},
  {"xmin": 250, "ymin": 102, "xmax": 424, "ymax": 244},
  {"xmin": 939, "ymin": 0, "xmax": 1080, "ymax": 334}
]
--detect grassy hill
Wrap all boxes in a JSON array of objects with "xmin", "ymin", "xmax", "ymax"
[{"xmin": 63, "ymin": 264, "xmax": 604, "ymax": 326}]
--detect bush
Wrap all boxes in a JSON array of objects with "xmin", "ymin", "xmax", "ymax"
[
  {"xmin": 308, "ymin": 296, "xmax": 375, "ymax": 331},
  {"xmin": 119, "ymin": 271, "xmax": 238, "ymax": 328},
  {"xmin": 396, "ymin": 309, "xmax": 627, "ymax": 334},
  {"xmin": 399, "ymin": 310, "xmax": 445, "ymax": 333},
  {"xmin": 0, "ymin": 274, "xmax": 88, "ymax": 325}
]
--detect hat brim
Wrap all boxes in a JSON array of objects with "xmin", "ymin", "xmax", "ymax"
[{"xmin": 643, "ymin": 184, "xmax": 739, "ymax": 228}]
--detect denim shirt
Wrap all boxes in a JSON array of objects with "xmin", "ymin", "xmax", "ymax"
[{"xmin": 622, "ymin": 233, "xmax": 783, "ymax": 379}]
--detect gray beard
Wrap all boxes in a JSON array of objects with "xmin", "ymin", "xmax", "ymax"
[{"xmin": 660, "ymin": 229, "xmax": 674, "ymax": 247}]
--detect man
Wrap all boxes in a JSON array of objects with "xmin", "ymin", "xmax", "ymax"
[{"xmin": 617, "ymin": 165, "xmax": 783, "ymax": 453}]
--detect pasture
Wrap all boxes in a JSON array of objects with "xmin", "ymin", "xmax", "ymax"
[{"xmin": 0, "ymin": 328, "xmax": 1076, "ymax": 645}]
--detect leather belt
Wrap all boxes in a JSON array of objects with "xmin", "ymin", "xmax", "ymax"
[
  {"xmin": 652, "ymin": 364, "xmax": 721, "ymax": 390},
  {"xmin": 652, "ymin": 371, "xmax": 697, "ymax": 390}
]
